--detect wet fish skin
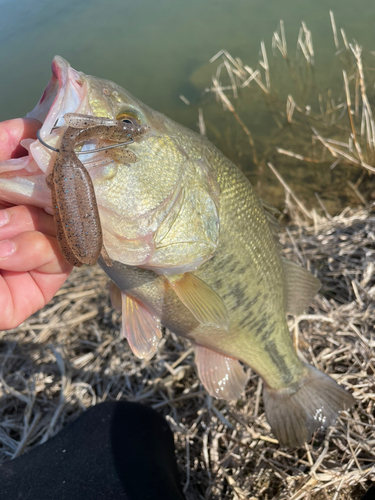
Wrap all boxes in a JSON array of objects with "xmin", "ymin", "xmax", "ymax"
[{"xmin": 0, "ymin": 57, "xmax": 354, "ymax": 447}]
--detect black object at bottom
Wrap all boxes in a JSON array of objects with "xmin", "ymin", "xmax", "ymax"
[
  {"xmin": 361, "ymin": 485, "xmax": 375, "ymax": 500},
  {"xmin": 0, "ymin": 401, "xmax": 185, "ymax": 500}
]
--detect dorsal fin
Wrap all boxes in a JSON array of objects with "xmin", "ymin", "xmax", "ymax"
[
  {"xmin": 260, "ymin": 198, "xmax": 281, "ymax": 218},
  {"xmin": 259, "ymin": 199, "xmax": 321, "ymax": 314},
  {"xmin": 282, "ymin": 258, "xmax": 321, "ymax": 315}
]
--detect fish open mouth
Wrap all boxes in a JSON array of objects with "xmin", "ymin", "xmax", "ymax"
[
  {"xmin": 0, "ymin": 57, "xmax": 95, "ymax": 209},
  {"xmin": 30, "ymin": 57, "xmax": 86, "ymax": 135},
  {"xmin": 26, "ymin": 56, "xmax": 90, "ymax": 175}
]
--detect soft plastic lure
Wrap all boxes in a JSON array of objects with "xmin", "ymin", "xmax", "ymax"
[{"xmin": 44, "ymin": 113, "xmax": 148, "ymax": 267}]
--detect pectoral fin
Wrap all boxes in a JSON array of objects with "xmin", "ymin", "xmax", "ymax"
[
  {"xmin": 121, "ymin": 291, "xmax": 162, "ymax": 360},
  {"xmin": 195, "ymin": 345, "xmax": 248, "ymax": 400},
  {"xmin": 283, "ymin": 259, "xmax": 321, "ymax": 315},
  {"xmin": 167, "ymin": 273, "xmax": 229, "ymax": 330}
]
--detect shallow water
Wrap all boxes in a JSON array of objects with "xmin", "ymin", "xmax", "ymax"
[{"xmin": 1, "ymin": 0, "xmax": 375, "ymax": 210}]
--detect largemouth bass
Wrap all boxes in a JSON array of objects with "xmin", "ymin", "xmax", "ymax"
[{"xmin": 0, "ymin": 56, "xmax": 354, "ymax": 447}]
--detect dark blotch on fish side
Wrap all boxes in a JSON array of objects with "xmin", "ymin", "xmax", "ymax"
[
  {"xmin": 231, "ymin": 283, "xmax": 247, "ymax": 308},
  {"xmin": 237, "ymin": 293, "xmax": 260, "ymax": 329},
  {"xmin": 254, "ymin": 318, "xmax": 269, "ymax": 337},
  {"xmin": 213, "ymin": 278, "xmax": 223, "ymax": 289},
  {"xmin": 264, "ymin": 339, "xmax": 293, "ymax": 385}
]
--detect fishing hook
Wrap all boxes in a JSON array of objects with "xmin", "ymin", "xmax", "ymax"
[{"xmin": 36, "ymin": 129, "xmax": 134, "ymax": 154}]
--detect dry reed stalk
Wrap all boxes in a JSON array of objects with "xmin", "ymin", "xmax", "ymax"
[
  {"xmin": 212, "ymin": 77, "xmax": 258, "ymax": 164},
  {"xmin": 330, "ymin": 11, "xmax": 339, "ymax": 51},
  {"xmin": 179, "ymin": 95, "xmax": 190, "ymax": 106},
  {"xmin": 272, "ymin": 20, "xmax": 288, "ymax": 60},
  {"xmin": 297, "ymin": 22, "xmax": 314, "ymax": 66},
  {"xmin": 198, "ymin": 108, "xmax": 206, "ymax": 136},
  {"xmin": 209, "ymin": 49, "xmax": 247, "ymax": 79},
  {"xmin": 260, "ymin": 41, "xmax": 271, "ymax": 91},
  {"xmin": 312, "ymin": 127, "xmax": 375, "ymax": 174},
  {"xmin": 267, "ymin": 162, "xmax": 312, "ymax": 219},
  {"xmin": 342, "ymin": 69, "xmax": 364, "ymax": 165},
  {"xmin": 243, "ymin": 65, "xmax": 269, "ymax": 94},
  {"xmin": 205, "ymin": 13, "xmax": 375, "ymax": 197},
  {"xmin": 351, "ymin": 43, "xmax": 375, "ymax": 153},
  {"xmin": 276, "ymin": 148, "xmax": 323, "ymax": 164}
]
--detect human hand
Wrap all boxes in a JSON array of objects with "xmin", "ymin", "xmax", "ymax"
[{"xmin": 0, "ymin": 118, "xmax": 73, "ymax": 330}]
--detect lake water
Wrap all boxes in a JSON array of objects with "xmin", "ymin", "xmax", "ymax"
[{"xmin": 1, "ymin": 0, "xmax": 375, "ymax": 211}]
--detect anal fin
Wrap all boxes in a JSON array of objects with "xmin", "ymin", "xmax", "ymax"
[
  {"xmin": 195, "ymin": 345, "xmax": 248, "ymax": 400},
  {"xmin": 121, "ymin": 291, "xmax": 162, "ymax": 360},
  {"xmin": 167, "ymin": 273, "xmax": 229, "ymax": 330},
  {"xmin": 283, "ymin": 258, "xmax": 321, "ymax": 315}
]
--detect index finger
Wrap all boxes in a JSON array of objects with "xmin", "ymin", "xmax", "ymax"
[{"xmin": 0, "ymin": 118, "xmax": 41, "ymax": 161}]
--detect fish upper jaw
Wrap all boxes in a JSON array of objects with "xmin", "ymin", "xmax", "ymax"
[
  {"xmin": 27, "ymin": 56, "xmax": 91, "ymax": 176},
  {"xmin": 0, "ymin": 57, "xmax": 92, "ymax": 210},
  {"xmin": 28, "ymin": 56, "xmax": 86, "ymax": 135},
  {"xmin": 0, "ymin": 57, "xmax": 100, "ymax": 210}
]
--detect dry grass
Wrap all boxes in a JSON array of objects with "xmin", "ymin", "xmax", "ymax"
[{"xmin": 0, "ymin": 202, "xmax": 374, "ymax": 499}]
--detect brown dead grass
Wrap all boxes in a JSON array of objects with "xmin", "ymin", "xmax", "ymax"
[{"xmin": 0, "ymin": 204, "xmax": 374, "ymax": 499}]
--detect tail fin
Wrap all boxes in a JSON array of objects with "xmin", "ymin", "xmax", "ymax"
[{"xmin": 263, "ymin": 364, "xmax": 355, "ymax": 448}]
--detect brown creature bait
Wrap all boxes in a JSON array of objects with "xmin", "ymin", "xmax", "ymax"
[{"xmin": 46, "ymin": 113, "xmax": 149, "ymax": 267}]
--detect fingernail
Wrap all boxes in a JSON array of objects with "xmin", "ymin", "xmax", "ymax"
[
  {"xmin": 0, "ymin": 240, "xmax": 15, "ymax": 259},
  {"xmin": 0, "ymin": 210, "xmax": 10, "ymax": 228}
]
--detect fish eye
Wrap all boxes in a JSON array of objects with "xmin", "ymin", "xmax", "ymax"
[{"xmin": 116, "ymin": 112, "xmax": 140, "ymax": 125}]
